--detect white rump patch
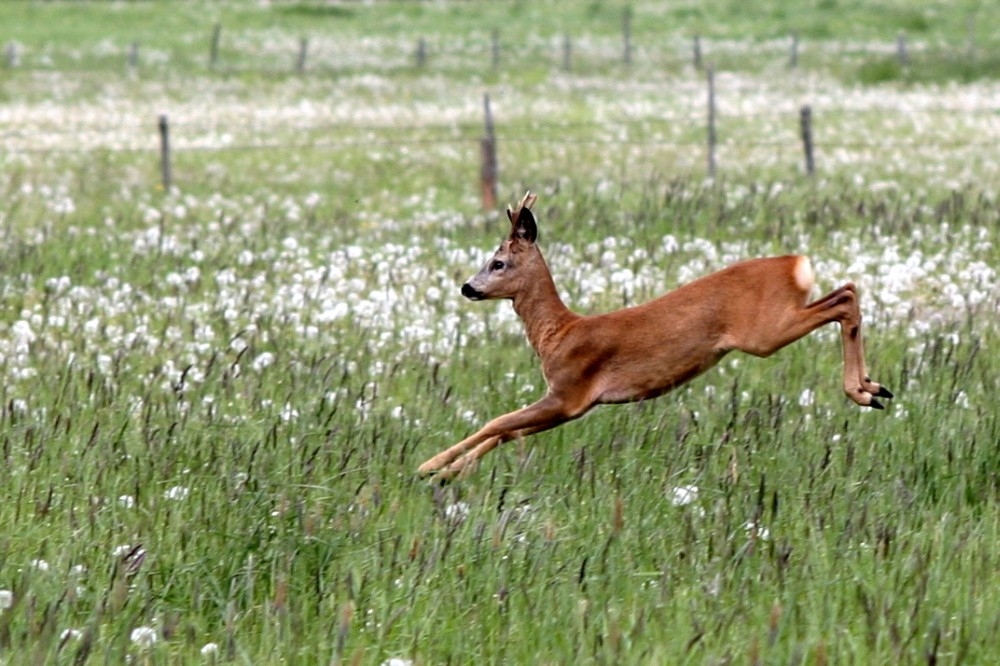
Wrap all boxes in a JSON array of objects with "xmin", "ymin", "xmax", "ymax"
[{"xmin": 793, "ymin": 256, "xmax": 815, "ymax": 292}]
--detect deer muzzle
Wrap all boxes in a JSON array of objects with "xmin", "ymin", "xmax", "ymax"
[{"xmin": 461, "ymin": 283, "xmax": 485, "ymax": 300}]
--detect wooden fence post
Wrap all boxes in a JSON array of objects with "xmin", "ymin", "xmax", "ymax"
[
  {"xmin": 896, "ymin": 31, "xmax": 908, "ymax": 67},
  {"xmin": 210, "ymin": 23, "xmax": 222, "ymax": 68},
  {"xmin": 128, "ymin": 42, "xmax": 139, "ymax": 72},
  {"xmin": 480, "ymin": 94, "xmax": 498, "ymax": 211},
  {"xmin": 965, "ymin": 14, "xmax": 975, "ymax": 61},
  {"xmin": 706, "ymin": 66, "xmax": 716, "ymax": 179},
  {"xmin": 622, "ymin": 7, "xmax": 632, "ymax": 65},
  {"xmin": 562, "ymin": 34, "xmax": 572, "ymax": 71},
  {"xmin": 296, "ymin": 37, "xmax": 309, "ymax": 73},
  {"xmin": 491, "ymin": 29, "xmax": 500, "ymax": 69},
  {"xmin": 415, "ymin": 38, "xmax": 427, "ymax": 67},
  {"xmin": 789, "ymin": 32, "xmax": 799, "ymax": 69},
  {"xmin": 799, "ymin": 105, "xmax": 815, "ymax": 176},
  {"xmin": 158, "ymin": 114, "xmax": 172, "ymax": 191},
  {"xmin": 693, "ymin": 35, "xmax": 702, "ymax": 70}
]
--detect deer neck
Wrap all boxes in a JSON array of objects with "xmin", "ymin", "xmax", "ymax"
[{"xmin": 512, "ymin": 266, "xmax": 577, "ymax": 356}]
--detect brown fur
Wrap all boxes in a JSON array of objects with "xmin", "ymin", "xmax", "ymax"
[{"xmin": 419, "ymin": 193, "xmax": 891, "ymax": 479}]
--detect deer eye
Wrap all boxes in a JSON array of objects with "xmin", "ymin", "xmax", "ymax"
[{"xmin": 490, "ymin": 260, "xmax": 505, "ymax": 271}]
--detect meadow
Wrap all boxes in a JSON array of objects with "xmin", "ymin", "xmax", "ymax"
[{"xmin": 1, "ymin": 1, "xmax": 999, "ymax": 663}]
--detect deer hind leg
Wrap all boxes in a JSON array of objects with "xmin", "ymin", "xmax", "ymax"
[
  {"xmin": 735, "ymin": 283, "xmax": 892, "ymax": 408},
  {"xmin": 830, "ymin": 284, "xmax": 893, "ymax": 407},
  {"xmin": 418, "ymin": 394, "xmax": 581, "ymax": 478}
]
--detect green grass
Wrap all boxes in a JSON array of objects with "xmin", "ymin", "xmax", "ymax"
[
  {"xmin": 1, "ymin": 1, "xmax": 999, "ymax": 664},
  {"xmin": 1, "ymin": 177, "xmax": 998, "ymax": 663},
  {"xmin": 1, "ymin": 0, "xmax": 999, "ymax": 83}
]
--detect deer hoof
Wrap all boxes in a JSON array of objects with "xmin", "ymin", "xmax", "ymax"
[
  {"xmin": 868, "ymin": 398, "xmax": 885, "ymax": 410},
  {"xmin": 416, "ymin": 465, "xmax": 435, "ymax": 478},
  {"xmin": 875, "ymin": 385, "xmax": 894, "ymax": 399}
]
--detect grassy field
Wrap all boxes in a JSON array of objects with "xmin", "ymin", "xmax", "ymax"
[{"xmin": 1, "ymin": 1, "xmax": 1000, "ymax": 664}]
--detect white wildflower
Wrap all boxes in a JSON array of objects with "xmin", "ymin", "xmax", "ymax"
[
  {"xmin": 798, "ymin": 388, "xmax": 815, "ymax": 407},
  {"xmin": 669, "ymin": 485, "xmax": 699, "ymax": 507},
  {"xmin": 744, "ymin": 521, "xmax": 770, "ymax": 540},
  {"xmin": 0, "ymin": 590, "xmax": 13, "ymax": 610},
  {"xmin": 11, "ymin": 320, "xmax": 35, "ymax": 346},
  {"xmin": 444, "ymin": 502, "xmax": 470, "ymax": 522},
  {"xmin": 279, "ymin": 403, "xmax": 299, "ymax": 422},
  {"xmin": 163, "ymin": 486, "xmax": 190, "ymax": 501},
  {"xmin": 130, "ymin": 626, "xmax": 158, "ymax": 648},
  {"xmin": 200, "ymin": 642, "xmax": 220, "ymax": 656},
  {"xmin": 251, "ymin": 352, "xmax": 275, "ymax": 371}
]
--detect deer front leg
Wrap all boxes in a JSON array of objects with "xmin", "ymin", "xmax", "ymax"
[
  {"xmin": 437, "ymin": 410, "xmax": 587, "ymax": 479},
  {"xmin": 418, "ymin": 394, "xmax": 581, "ymax": 478}
]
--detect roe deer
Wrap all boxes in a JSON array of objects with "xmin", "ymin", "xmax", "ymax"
[{"xmin": 418, "ymin": 192, "xmax": 892, "ymax": 479}]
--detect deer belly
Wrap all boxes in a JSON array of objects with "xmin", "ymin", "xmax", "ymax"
[{"xmin": 595, "ymin": 350, "xmax": 726, "ymax": 404}]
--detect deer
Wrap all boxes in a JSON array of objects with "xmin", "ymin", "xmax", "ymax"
[{"xmin": 418, "ymin": 192, "xmax": 892, "ymax": 479}]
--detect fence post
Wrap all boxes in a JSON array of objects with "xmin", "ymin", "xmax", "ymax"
[
  {"xmin": 799, "ymin": 105, "xmax": 815, "ymax": 176},
  {"xmin": 693, "ymin": 35, "xmax": 702, "ymax": 70},
  {"xmin": 128, "ymin": 42, "xmax": 139, "ymax": 72},
  {"xmin": 896, "ymin": 31, "xmax": 908, "ymax": 67},
  {"xmin": 480, "ymin": 94, "xmax": 498, "ymax": 211},
  {"xmin": 789, "ymin": 32, "xmax": 799, "ymax": 69},
  {"xmin": 622, "ymin": 7, "xmax": 632, "ymax": 65},
  {"xmin": 562, "ymin": 34, "xmax": 572, "ymax": 71},
  {"xmin": 209, "ymin": 23, "xmax": 221, "ymax": 68},
  {"xmin": 491, "ymin": 29, "xmax": 500, "ymax": 69},
  {"xmin": 415, "ymin": 38, "xmax": 426, "ymax": 67},
  {"xmin": 296, "ymin": 37, "xmax": 309, "ymax": 73},
  {"xmin": 965, "ymin": 14, "xmax": 975, "ymax": 61},
  {"xmin": 706, "ymin": 66, "xmax": 716, "ymax": 179},
  {"xmin": 158, "ymin": 114, "xmax": 172, "ymax": 191},
  {"xmin": 5, "ymin": 42, "xmax": 18, "ymax": 68}
]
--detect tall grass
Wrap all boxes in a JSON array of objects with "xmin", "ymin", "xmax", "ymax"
[
  {"xmin": 1, "ymin": 175, "xmax": 997, "ymax": 663},
  {"xmin": 1, "ymin": 1, "xmax": 999, "ymax": 664}
]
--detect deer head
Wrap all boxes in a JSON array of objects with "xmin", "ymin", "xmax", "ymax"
[{"xmin": 461, "ymin": 191, "xmax": 541, "ymax": 301}]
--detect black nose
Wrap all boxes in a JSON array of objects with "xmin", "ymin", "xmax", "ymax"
[{"xmin": 461, "ymin": 283, "xmax": 484, "ymax": 300}]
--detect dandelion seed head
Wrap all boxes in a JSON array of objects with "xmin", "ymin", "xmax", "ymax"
[
  {"xmin": 444, "ymin": 501, "xmax": 470, "ymax": 522},
  {"xmin": 669, "ymin": 485, "xmax": 699, "ymax": 507},
  {"xmin": 130, "ymin": 625, "xmax": 158, "ymax": 648},
  {"xmin": 163, "ymin": 486, "xmax": 190, "ymax": 501}
]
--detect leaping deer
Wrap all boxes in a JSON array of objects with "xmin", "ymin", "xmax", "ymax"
[{"xmin": 418, "ymin": 192, "xmax": 892, "ymax": 479}]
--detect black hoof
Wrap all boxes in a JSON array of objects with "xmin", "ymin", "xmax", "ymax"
[
  {"xmin": 875, "ymin": 386, "xmax": 894, "ymax": 399},
  {"xmin": 868, "ymin": 398, "xmax": 885, "ymax": 410}
]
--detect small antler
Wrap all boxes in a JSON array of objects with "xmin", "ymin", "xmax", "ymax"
[{"xmin": 507, "ymin": 191, "xmax": 537, "ymax": 224}]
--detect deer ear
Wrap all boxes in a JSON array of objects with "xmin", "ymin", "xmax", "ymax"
[
  {"xmin": 511, "ymin": 207, "xmax": 537, "ymax": 243},
  {"xmin": 506, "ymin": 191, "xmax": 538, "ymax": 243}
]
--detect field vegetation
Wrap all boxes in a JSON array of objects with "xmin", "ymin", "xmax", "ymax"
[{"xmin": 0, "ymin": 1, "xmax": 999, "ymax": 663}]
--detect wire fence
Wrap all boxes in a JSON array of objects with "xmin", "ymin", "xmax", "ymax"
[
  {"xmin": 4, "ymin": 21, "xmax": 1000, "ymax": 195},
  {"xmin": 3, "ymin": 19, "xmax": 993, "ymax": 74},
  {"xmin": 4, "ymin": 102, "xmax": 999, "ymax": 203}
]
